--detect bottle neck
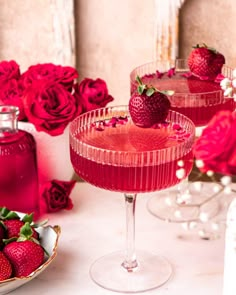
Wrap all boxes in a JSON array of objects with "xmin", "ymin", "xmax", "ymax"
[{"xmin": 0, "ymin": 106, "xmax": 19, "ymax": 136}]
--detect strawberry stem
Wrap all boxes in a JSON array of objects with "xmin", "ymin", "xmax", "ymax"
[
  {"xmin": 135, "ymin": 75, "xmax": 174, "ymax": 97},
  {"xmin": 192, "ymin": 43, "xmax": 217, "ymax": 54},
  {"xmin": 135, "ymin": 75, "xmax": 143, "ymax": 86},
  {"xmin": 0, "ymin": 207, "xmax": 19, "ymax": 220}
]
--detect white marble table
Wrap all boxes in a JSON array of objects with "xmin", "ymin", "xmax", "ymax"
[{"xmin": 11, "ymin": 182, "xmax": 225, "ymax": 294}]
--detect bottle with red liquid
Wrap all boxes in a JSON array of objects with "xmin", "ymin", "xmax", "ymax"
[{"xmin": 0, "ymin": 105, "xmax": 39, "ymax": 217}]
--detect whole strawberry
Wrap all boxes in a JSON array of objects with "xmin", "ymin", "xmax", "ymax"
[
  {"xmin": 3, "ymin": 240, "xmax": 44, "ymax": 277},
  {"xmin": 4, "ymin": 219, "xmax": 39, "ymax": 240},
  {"xmin": 188, "ymin": 43, "xmax": 225, "ymax": 80},
  {"xmin": 3, "ymin": 222, "xmax": 45, "ymax": 277},
  {"xmin": 0, "ymin": 222, "xmax": 6, "ymax": 249},
  {"xmin": 0, "ymin": 251, "xmax": 12, "ymax": 281},
  {"xmin": 0, "ymin": 207, "xmax": 41, "ymax": 240},
  {"xmin": 129, "ymin": 76, "xmax": 172, "ymax": 128}
]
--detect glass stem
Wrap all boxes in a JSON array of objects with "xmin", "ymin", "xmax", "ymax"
[
  {"xmin": 122, "ymin": 193, "xmax": 138, "ymax": 272},
  {"xmin": 176, "ymin": 177, "xmax": 190, "ymax": 204}
]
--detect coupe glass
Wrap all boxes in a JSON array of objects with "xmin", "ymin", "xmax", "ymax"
[
  {"xmin": 69, "ymin": 106, "xmax": 195, "ymax": 293},
  {"xmin": 130, "ymin": 60, "xmax": 235, "ymax": 224}
]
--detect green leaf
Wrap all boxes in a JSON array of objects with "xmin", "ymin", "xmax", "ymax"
[
  {"xmin": 2, "ymin": 237, "xmax": 17, "ymax": 245},
  {"xmin": 17, "ymin": 236, "xmax": 27, "ymax": 242},
  {"xmin": 0, "ymin": 207, "xmax": 20, "ymax": 220},
  {"xmin": 0, "ymin": 207, "xmax": 10, "ymax": 218},
  {"xmin": 146, "ymin": 88, "xmax": 155, "ymax": 97},
  {"xmin": 22, "ymin": 213, "xmax": 34, "ymax": 224},
  {"xmin": 5, "ymin": 211, "xmax": 20, "ymax": 220},
  {"xmin": 160, "ymin": 90, "xmax": 175, "ymax": 96},
  {"xmin": 138, "ymin": 84, "xmax": 146, "ymax": 95},
  {"xmin": 19, "ymin": 222, "xmax": 33, "ymax": 240},
  {"xmin": 135, "ymin": 75, "xmax": 143, "ymax": 86}
]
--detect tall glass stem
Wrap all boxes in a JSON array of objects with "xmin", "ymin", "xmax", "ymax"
[{"xmin": 122, "ymin": 193, "xmax": 138, "ymax": 272}]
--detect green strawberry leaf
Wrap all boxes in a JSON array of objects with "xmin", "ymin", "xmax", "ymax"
[
  {"xmin": 193, "ymin": 43, "xmax": 217, "ymax": 54},
  {"xmin": 19, "ymin": 222, "xmax": 33, "ymax": 240},
  {"xmin": 160, "ymin": 90, "xmax": 175, "ymax": 96},
  {"xmin": 2, "ymin": 237, "xmax": 17, "ymax": 245},
  {"xmin": 22, "ymin": 213, "xmax": 34, "ymax": 224},
  {"xmin": 138, "ymin": 84, "xmax": 146, "ymax": 95},
  {"xmin": 0, "ymin": 207, "xmax": 20, "ymax": 220},
  {"xmin": 135, "ymin": 75, "xmax": 143, "ymax": 85},
  {"xmin": 146, "ymin": 88, "xmax": 155, "ymax": 97}
]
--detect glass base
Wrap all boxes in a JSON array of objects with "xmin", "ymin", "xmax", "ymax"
[
  {"xmin": 147, "ymin": 182, "xmax": 221, "ymax": 223},
  {"xmin": 90, "ymin": 250, "xmax": 172, "ymax": 293}
]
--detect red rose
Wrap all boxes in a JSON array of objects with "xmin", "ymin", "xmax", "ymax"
[
  {"xmin": 74, "ymin": 78, "xmax": 114, "ymax": 112},
  {"xmin": 0, "ymin": 79, "xmax": 26, "ymax": 120},
  {"xmin": 24, "ymin": 80, "xmax": 82, "ymax": 136},
  {"xmin": 0, "ymin": 60, "xmax": 20, "ymax": 82},
  {"xmin": 193, "ymin": 110, "xmax": 236, "ymax": 175},
  {"xmin": 40, "ymin": 179, "xmax": 76, "ymax": 213},
  {"xmin": 21, "ymin": 63, "xmax": 78, "ymax": 90}
]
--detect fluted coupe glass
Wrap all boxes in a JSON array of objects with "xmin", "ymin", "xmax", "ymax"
[
  {"xmin": 130, "ymin": 60, "xmax": 235, "ymax": 224},
  {"xmin": 130, "ymin": 59, "xmax": 235, "ymax": 128},
  {"xmin": 70, "ymin": 106, "xmax": 195, "ymax": 293}
]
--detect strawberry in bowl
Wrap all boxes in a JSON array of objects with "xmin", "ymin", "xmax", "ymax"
[
  {"xmin": 129, "ymin": 76, "xmax": 173, "ymax": 128},
  {"xmin": 188, "ymin": 43, "xmax": 225, "ymax": 80},
  {"xmin": 0, "ymin": 207, "xmax": 60, "ymax": 294}
]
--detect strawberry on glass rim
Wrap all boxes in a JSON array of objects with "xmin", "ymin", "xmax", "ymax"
[
  {"xmin": 188, "ymin": 43, "xmax": 225, "ymax": 81},
  {"xmin": 129, "ymin": 76, "xmax": 173, "ymax": 128}
]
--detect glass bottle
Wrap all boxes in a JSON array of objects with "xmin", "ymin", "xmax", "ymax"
[{"xmin": 0, "ymin": 105, "xmax": 39, "ymax": 217}]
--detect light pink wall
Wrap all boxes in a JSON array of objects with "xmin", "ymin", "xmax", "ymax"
[
  {"xmin": 0, "ymin": 0, "xmax": 235, "ymax": 105},
  {"xmin": 75, "ymin": 0, "xmax": 156, "ymax": 105},
  {"xmin": 179, "ymin": 0, "xmax": 236, "ymax": 67},
  {"xmin": 0, "ymin": 0, "xmax": 75, "ymax": 71}
]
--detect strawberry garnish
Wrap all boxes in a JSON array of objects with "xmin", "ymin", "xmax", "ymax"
[
  {"xmin": 129, "ymin": 76, "xmax": 172, "ymax": 128},
  {"xmin": 188, "ymin": 43, "xmax": 225, "ymax": 80}
]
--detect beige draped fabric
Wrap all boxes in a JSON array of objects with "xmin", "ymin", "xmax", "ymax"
[
  {"xmin": 49, "ymin": 0, "xmax": 76, "ymax": 66},
  {"xmin": 154, "ymin": 0, "xmax": 185, "ymax": 62}
]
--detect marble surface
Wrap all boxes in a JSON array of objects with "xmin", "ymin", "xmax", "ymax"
[{"xmin": 10, "ymin": 182, "xmax": 226, "ymax": 294}]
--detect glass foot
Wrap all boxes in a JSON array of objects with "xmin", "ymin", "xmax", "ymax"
[
  {"xmin": 147, "ymin": 182, "xmax": 221, "ymax": 223},
  {"xmin": 90, "ymin": 250, "xmax": 172, "ymax": 293}
]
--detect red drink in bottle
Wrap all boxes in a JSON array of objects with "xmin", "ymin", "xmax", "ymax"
[{"xmin": 0, "ymin": 106, "xmax": 39, "ymax": 216}]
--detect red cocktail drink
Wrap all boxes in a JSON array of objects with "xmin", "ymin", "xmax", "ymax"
[
  {"xmin": 69, "ymin": 106, "xmax": 195, "ymax": 293},
  {"xmin": 130, "ymin": 60, "xmax": 235, "ymax": 127},
  {"xmin": 71, "ymin": 116, "xmax": 193, "ymax": 192}
]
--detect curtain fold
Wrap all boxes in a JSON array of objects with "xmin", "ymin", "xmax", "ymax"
[
  {"xmin": 154, "ymin": 0, "xmax": 185, "ymax": 62},
  {"xmin": 50, "ymin": 0, "xmax": 76, "ymax": 66}
]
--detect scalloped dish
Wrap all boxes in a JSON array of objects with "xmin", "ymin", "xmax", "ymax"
[{"xmin": 0, "ymin": 223, "xmax": 61, "ymax": 295}]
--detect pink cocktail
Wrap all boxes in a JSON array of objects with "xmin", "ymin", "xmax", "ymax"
[
  {"xmin": 71, "ymin": 113, "xmax": 193, "ymax": 192},
  {"xmin": 130, "ymin": 60, "xmax": 234, "ymax": 224},
  {"xmin": 70, "ymin": 106, "xmax": 195, "ymax": 293},
  {"xmin": 130, "ymin": 60, "xmax": 236, "ymax": 127}
]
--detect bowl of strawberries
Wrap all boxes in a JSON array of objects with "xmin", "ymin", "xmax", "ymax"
[{"xmin": 0, "ymin": 207, "xmax": 60, "ymax": 295}]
